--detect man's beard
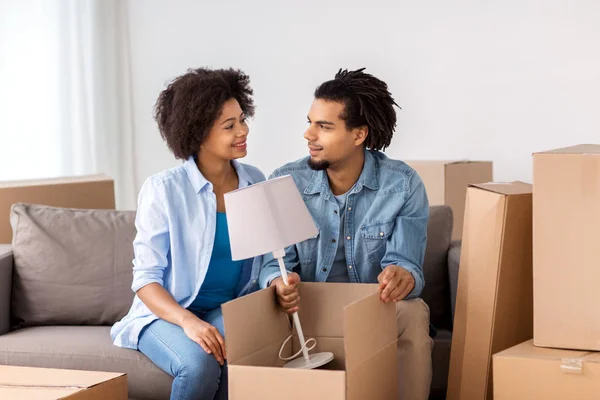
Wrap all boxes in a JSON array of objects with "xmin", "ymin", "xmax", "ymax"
[{"xmin": 308, "ymin": 158, "xmax": 330, "ymax": 171}]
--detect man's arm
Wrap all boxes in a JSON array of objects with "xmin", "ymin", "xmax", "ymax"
[{"xmin": 379, "ymin": 171, "xmax": 429, "ymax": 300}]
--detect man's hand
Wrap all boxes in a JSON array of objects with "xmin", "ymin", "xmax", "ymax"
[
  {"xmin": 377, "ymin": 265, "xmax": 415, "ymax": 303},
  {"xmin": 270, "ymin": 273, "xmax": 301, "ymax": 314}
]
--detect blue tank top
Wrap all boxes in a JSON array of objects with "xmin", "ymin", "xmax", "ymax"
[{"xmin": 188, "ymin": 212, "xmax": 244, "ymax": 311}]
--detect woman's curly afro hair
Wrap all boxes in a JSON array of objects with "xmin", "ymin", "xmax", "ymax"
[{"xmin": 153, "ymin": 67, "xmax": 255, "ymax": 159}]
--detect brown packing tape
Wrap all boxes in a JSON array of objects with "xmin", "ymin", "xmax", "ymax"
[{"xmin": 581, "ymin": 154, "xmax": 599, "ymax": 197}]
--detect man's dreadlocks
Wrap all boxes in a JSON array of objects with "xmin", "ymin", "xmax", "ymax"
[{"xmin": 314, "ymin": 68, "xmax": 399, "ymax": 151}]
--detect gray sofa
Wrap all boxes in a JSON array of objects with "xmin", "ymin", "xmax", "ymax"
[{"xmin": 0, "ymin": 203, "xmax": 460, "ymax": 400}]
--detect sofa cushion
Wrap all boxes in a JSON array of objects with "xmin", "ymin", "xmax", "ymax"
[
  {"xmin": 421, "ymin": 206, "xmax": 453, "ymax": 330},
  {"xmin": 0, "ymin": 326, "xmax": 171, "ymax": 400},
  {"xmin": 10, "ymin": 203, "xmax": 136, "ymax": 328}
]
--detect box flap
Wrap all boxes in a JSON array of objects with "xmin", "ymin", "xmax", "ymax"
[
  {"xmin": 534, "ymin": 144, "xmax": 600, "ymax": 155},
  {"xmin": 223, "ymin": 286, "xmax": 291, "ymax": 364},
  {"xmin": 346, "ymin": 341, "xmax": 397, "ymax": 400},
  {"xmin": 0, "ymin": 365, "xmax": 124, "ymax": 390},
  {"xmin": 294, "ymin": 283, "xmax": 380, "ymax": 338},
  {"xmin": 343, "ymin": 291, "xmax": 396, "ymax": 371},
  {"xmin": 0, "ymin": 174, "xmax": 113, "ymax": 189},
  {"xmin": 469, "ymin": 181, "xmax": 532, "ymax": 195}
]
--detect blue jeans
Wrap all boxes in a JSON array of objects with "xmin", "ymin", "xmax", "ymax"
[{"xmin": 138, "ymin": 308, "xmax": 228, "ymax": 400}]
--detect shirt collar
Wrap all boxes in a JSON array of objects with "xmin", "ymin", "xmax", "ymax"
[
  {"xmin": 304, "ymin": 149, "xmax": 379, "ymax": 197},
  {"xmin": 184, "ymin": 156, "xmax": 253, "ymax": 194}
]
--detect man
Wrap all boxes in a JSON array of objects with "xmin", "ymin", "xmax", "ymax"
[{"xmin": 259, "ymin": 68, "xmax": 432, "ymax": 400}]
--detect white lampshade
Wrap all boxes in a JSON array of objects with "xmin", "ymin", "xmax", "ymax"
[{"xmin": 224, "ymin": 175, "xmax": 318, "ymax": 261}]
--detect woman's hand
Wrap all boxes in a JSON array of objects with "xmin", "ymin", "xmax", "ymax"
[{"xmin": 181, "ymin": 314, "xmax": 226, "ymax": 365}]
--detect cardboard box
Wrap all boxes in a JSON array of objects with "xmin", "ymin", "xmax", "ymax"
[
  {"xmin": 222, "ymin": 282, "xmax": 398, "ymax": 400},
  {"xmin": 0, "ymin": 174, "xmax": 115, "ymax": 243},
  {"xmin": 533, "ymin": 145, "xmax": 600, "ymax": 351},
  {"xmin": 0, "ymin": 365, "xmax": 127, "ymax": 399},
  {"xmin": 493, "ymin": 339, "xmax": 600, "ymax": 399},
  {"xmin": 447, "ymin": 182, "xmax": 533, "ymax": 400},
  {"xmin": 405, "ymin": 160, "xmax": 493, "ymax": 239}
]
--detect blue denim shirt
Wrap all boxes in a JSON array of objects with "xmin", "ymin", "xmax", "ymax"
[
  {"xmin": 111, "ymin": 157, "xmax": 265, "ymax": 350},
  {"xmin": 259, "ymin": 149, "xmax": 429, "ymax": 299}
]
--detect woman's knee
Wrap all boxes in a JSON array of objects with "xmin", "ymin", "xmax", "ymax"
[{"xmin": 177, "ymin": 348, "xmax": 222, "ymax": 381}]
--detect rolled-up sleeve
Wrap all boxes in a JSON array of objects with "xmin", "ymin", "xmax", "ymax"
[
  {"xmin": 131, "ymin": 178, "xmax": 170, "ymax": 292},
  {"xmin": 381, "ymin": 171, "xmax": 429, "ymax": 299}
]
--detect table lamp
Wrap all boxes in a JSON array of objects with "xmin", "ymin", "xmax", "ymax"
[{"xmin": 224, "ymin": 174, "xmax": 334, "ymax": 370}]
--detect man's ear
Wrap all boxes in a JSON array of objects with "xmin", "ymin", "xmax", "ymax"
[{"xmin": 354, "ymin": 125, "xmax": 368, "ymax": 147}]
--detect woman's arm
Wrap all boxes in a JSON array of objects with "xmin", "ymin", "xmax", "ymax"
[
  {"xmin": 137, "ymin": 282, "xmax": 194, "ymax": 326},
  {"xmin": 132, "ymin": 179, "xmax": 226, "ymax": 364}
]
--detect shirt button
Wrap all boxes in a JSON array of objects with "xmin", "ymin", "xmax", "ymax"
[
  {"xmin": 348, "ymin": 265, "xmax": 353, "ymax": 269},
  {"xmin": 332, "ymin": 239, "xmax": 337, "ymax": 243},
  {"xmin": 322, "ymin": 267, "xmax": 327, "ymax": 272},
  {"xmin": 380, "ymin": 232, "xmax": 384, "ymax": 237},
  {"xmin": 346, "ymin": 236, "xmax": 351, "ymax": 240},
  {"xmin": 348, "ymin": 207, "xmax": 352, "ymax": 211},
  {"xmin": 334, "ymin": 210, "xmax": 338, "ymax": 214}
]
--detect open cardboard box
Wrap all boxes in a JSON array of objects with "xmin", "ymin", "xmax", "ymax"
[{"xmin": 223, "ymin": 282, "xmax": 398, "ymax": 400}]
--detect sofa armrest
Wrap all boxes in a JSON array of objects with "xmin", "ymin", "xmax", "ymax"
[
  {"xmin": 0, "ymin": 244, "xmax": 13, "ymax": 335},
  {"xmin": 448, "ymin": 240, "xmax": 461, "ymax": 323}
]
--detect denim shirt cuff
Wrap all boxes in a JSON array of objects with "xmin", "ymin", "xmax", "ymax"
[{"xmin": 259, "ymin": 270, "xmax": 282, "ymax": 290}]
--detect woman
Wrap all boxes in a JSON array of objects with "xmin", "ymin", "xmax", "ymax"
[{"xmin": 111, "ymin": 68, "xmax": 265, "ymax": 400}]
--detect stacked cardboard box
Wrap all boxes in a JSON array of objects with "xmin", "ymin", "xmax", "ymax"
[
  {"xmin": 493, "ymin": 145, "xmax": 600, "ymax": 399},
  {"xmin": 447, "ymin": 181, "xmax": 533, "ymax": 400},
  {"xmin": 405, "ymin": 160, "xmax": 493, "ymax": 240},
  {"xmin": 0, "ymin": 174, "xmax": 115, "ymax": 243}
]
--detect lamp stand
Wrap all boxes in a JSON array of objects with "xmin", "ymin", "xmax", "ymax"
[{"xmin": 272, "ymin": 249, "xmax": 334, "ymax": 370}]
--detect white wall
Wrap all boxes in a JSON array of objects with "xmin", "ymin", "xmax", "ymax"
[{"xmin": 126, "ymin": 0, "xmax": 600, "ymax": 195}]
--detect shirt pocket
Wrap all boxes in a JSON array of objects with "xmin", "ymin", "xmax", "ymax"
[{"xmin": 360, "ymin": 220, "xmax": 395, "ymax": 265}]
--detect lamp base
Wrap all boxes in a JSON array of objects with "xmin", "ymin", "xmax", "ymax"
[{"xmin": 282, "ymin": 352, "xmax": 334, "ymax": 369}]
